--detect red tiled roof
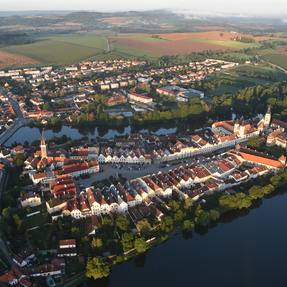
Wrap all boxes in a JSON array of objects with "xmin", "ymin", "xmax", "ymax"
[{"xmin": 59, "ymin": 239, "xmax": 76, "ymax": 246}]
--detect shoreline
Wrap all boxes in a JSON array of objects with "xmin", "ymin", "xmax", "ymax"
[{"xmin": 70, "ymin": 169, "xmax": 287, "ymax": 286}]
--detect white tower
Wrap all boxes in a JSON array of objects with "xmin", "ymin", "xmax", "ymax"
[
  {"xmin": 264, "ymin": 106, "xmax": 272, "ymax": 128},
  {"xmin": 40, "ymin": 131, "xmax": 47, "ymax": 159}
]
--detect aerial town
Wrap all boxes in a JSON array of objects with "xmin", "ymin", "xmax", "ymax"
[
  {"xmin": 0, "ymin": 58, "xmax": 237, "ymax": 137},
  {"xmin": 0, "ymin": 29, "xmax": 286, "ymax": 287},
  {"xmin": 1, "ymin": 89, "xmax": 287, "ymax": 286},
  {"xmin": 1, "ymin": 1, "xmax": 287, "ymax": 286}
]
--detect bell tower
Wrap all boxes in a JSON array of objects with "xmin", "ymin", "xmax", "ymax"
[
  {"xmin": 40, "ymin": 131, "xmax": 47, "ymax": 159},
  {"xmin": 264, "ymin": 106, "xmax": 272, "ymax": 128}
]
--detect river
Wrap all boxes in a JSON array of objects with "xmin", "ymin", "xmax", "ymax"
[
  {"xmin": 4, "ymin": 125, "xmax": 177, "ymax": 146},
  {"xmin": 82, "ymin": 192, "xmax": 287, "ymax": 287},
  {"xmin": 8, "ymin": 121, "xmax": 286, "ymax": 287}
]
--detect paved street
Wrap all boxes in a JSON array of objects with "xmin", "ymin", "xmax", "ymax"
[
  {"xmin": 0, "ymin": 88, "xmax": 28, "ymax": 145},
  {"xmin": 0, "ymin": 169, "xmax": 12, "ymax": 265},
  {"xmin": 0, "ymin": 169, "xmax": 8, "ymax": 209}
]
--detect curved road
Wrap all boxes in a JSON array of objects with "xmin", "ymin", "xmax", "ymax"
[{"xmin": 0, "ymin": 88, "xmax": 28, "ymax": 146}]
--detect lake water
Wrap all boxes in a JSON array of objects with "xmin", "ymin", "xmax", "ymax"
[
  {"xmin": 7, "ymin": 121, "xmax": 286, "ymax": 287},
  {"xmin": 5, "ymin": 125, "xmax": 177, "ymax": 146},
  {"xmin": 83, "ymin": 192, "xmax": 287, "ymax": 287}
]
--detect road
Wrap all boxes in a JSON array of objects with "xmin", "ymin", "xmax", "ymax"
[
  {"xmin": 0, "ymin": 88, "xmax": 24, "ymax": 265},
  {"xmin": 0, "ymin": 169, "xmax": 12, "ymax": 265},
  {"xmin": 0, "ymin": 88, "xmax": 28, "ymax": 145},
  {"xmin": 0, "ymin": 169, "xmax": 8, "ymax": 209},
  {"xmin": 263, "ymin": 60, "xmax": 287, "ymax": 74}
]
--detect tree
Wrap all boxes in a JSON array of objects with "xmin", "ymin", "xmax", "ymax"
[
  {"xmin": 115, "ymin": 215, "xmax": 129, "ymax": 232},
  {"xmin": 182, "ymin": 220, "xmax": 195, "ymax": 231},
  {"xmin": 160, "ymin": 216, "xmax": 174, "ymax": 234},
  {"xmin": 184, "ymin": 198, "xmax": 193, "ymax": 210},
  {"xmin": 249, "ymin": 185, "xmax": 264, "ymax": 199},
  {"xmin": 14, "ymin": 154, "xmax": 25, "ymax": 167},
  {"xmin": 71, "ymin": 227, "xmax": 80, "ymax": 236},
  {"xmin": 136, "ymin": 219, "xmax": 152, "ymax": 238},
  {"xmin": 121, "ymin": 232, "xmax": 134, "ymax": 253},
  {"xmin": 209, "ymin": 209, "xmax": 220, "ymax": 222},
  {"xmin": 195, "ymin": 210, "xmax": 210, "ymax": 227},
  {"xmin": 2, "ymin": 207, "xmax": 12, "ymax": 219},
  {"xmin": 13, "ymin": 214, "xmax": 22, "ymax": 230},
  {"xmin": 219, "ymin": 193, "xmax": 252, "ymax": 210},
  {"xmin": 91, "ymin": 238, "xmax": 103, "ymax": 249},
  {"xmin": 262, "ymin": 184, "xmax": 275, "ymax": 196},
  {"xmin": 270, "ymin": 174, "xmax": 282, "ymax": 188},
  {"xmin": 101, "ymin": 216, "xmax": 114, "ymax": 234},
  {"xmin": 168, "ymin": 200, "xmax": 180, "ymax": 212},
  {"xmin": 86, "ymin": 257, "xmax": 110, "ymax": 280},
  {"xmin": 247, "ymin": 137, "xmax": 261, "ymax": 149},
  {"xmin": 134, "ymin": 238, "xmax": 147, "ymax": 254},
  {"xmin": 174, "ymin": 210, "xmax": 185, "ymax": 223}
]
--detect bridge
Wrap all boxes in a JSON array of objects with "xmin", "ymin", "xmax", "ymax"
[
  {"xmin": 0, "ymin": 87, "xmax": 28, "ymax": 146},
  {"xmin": 0, "ymin": 118, "xmax": 28, "ymax": 146}
]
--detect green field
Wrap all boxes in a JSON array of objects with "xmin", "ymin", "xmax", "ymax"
[
  {"xmin": 49, "ymin": 34, "xmax": 108, "ymax": 49},
  {"xmin": 111, "ymin": 43, "xmax": 156, "ymax": 59},
  {"xmin": 126, "ymin": 34, "xmax": 168, "ymax": 43},
  {"xmin": 249, "ymin": 47, "xmax": 287, "ymax": 70},
  {"xmin": 0, "ymin": 32, "xmax": 263, "ymax": 66},
  {"xmin": 204, "ymin": 63, "xmax": 287, "ymax": 96},
  {"xmin": 262, "ymin": 53, "xmax": 287, "ymax": 70},
  {"xmin": 1, "ymin": 34, "xmax": 160, "ymax": 65},
  {"xmin": 2, "ymin": 35, "xmax": 109, "ymax": 65},
  {"xmin": 188, "ymin": 38, "xmax": 260, "ymax": 49}
]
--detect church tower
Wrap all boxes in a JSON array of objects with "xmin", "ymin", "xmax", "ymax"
[
  {"xmin": 40, "ymin": 131, "xmax": 47, "ymax": 159},
  {"xmin": 264, "ymin": 106, "xmax": 272, "ymax": 128}
]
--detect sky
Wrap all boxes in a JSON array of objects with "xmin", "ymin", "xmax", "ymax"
[{"xmin": 1, "ymin": 0, "xmax": 287, "ymax": 17}]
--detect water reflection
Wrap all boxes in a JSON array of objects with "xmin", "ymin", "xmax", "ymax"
[
  {"xmin": 134, "ymin": 253, "xmax": 147, "ymax": 268},
  {"xmin": 81, "ymin": 191, "xmax": 287, "ymax": 287},
  {"xmin": 5, "ymin": 124, "xmax": 178, "ymax": 147}
]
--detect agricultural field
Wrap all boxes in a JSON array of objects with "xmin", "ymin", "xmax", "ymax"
[
  {"xmin": 262, "ymin": 51, "xmax": 287, "ymax": 70},
  {"xmin": 0, "ymin": 50, "xmax": 38, "ymax": 68},
  {"xmin": 1, "ymin": 34, "xmax": 109, "ymax": 66},
  {"xmin": 0, "ymin": 31, "xmax": 265, "ymax": 67},
  {"xmin": 201, "ymin": 63, "xmax": 287, "ymax": 96},
  {"xmin": 110, "ymin": 31, "xmax": 260, "ymax": 57}
]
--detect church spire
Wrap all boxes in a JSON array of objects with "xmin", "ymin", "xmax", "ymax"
[
  {"xmin": 41, "ymin": 130, "xmax": 46, "ymax": 145},
  {"xmin": 264, "ymin": 105, "xmax": 272, "ymax": 128},
  {"xmin": 40, "ymin": 130, "xmax": 47, "ymax": 159},
  {"xmin": 267, "ymin": 105, "xmax": 271, "ymax": 115}
]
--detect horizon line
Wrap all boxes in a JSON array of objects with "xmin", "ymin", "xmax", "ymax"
[{"xmin": 0, "ymin": 9, "xmax": 286, "ymax": 18}]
